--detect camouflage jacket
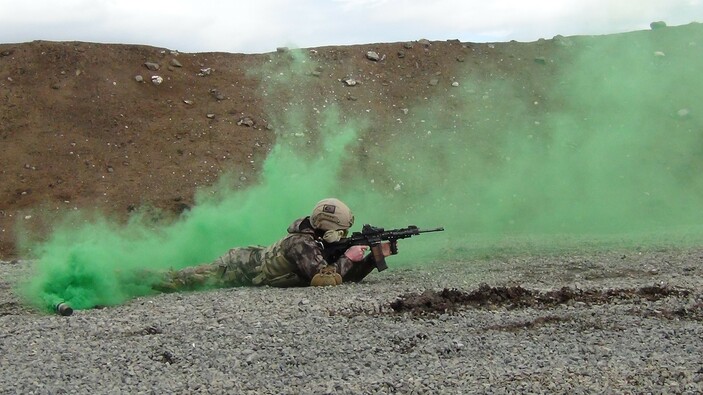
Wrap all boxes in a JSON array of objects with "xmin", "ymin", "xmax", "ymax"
[{"xmin": 255, "ymin": 217, "xmax": 354, "ymax": 285}]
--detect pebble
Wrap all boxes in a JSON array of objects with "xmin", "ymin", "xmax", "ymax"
[{"xmin": 1, "ymin": 247, "xmax": 701, "ymax": 394}]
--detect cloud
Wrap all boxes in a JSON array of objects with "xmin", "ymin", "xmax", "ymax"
[
  {"xmin": 329, "ymin": 0, "xmax": 703, "ymax": 42},
  {"xmin": 0, "ymin": 0, "xmax": 701, "ymax": 53}
]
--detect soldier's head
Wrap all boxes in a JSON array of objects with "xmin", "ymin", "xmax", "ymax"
[{"xmin": 310, "ymin": 198, "xmax": 354, "ymax": 242}]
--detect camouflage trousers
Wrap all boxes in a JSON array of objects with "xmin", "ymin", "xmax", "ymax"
[
  {"xmin": 151, "ymin": 247, "xmax": 379, "ymax": 292},
  {"xmin": 153, "ymin": 247, "xmax": 265, "ymax": 292}
]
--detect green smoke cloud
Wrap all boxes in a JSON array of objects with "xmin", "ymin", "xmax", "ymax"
[
  {"xmin": 354, "ymin": 28, "xmax": 703, "ymax": 255},
  {"xmin": 18, "ymin": 105, "xmax": 370, "ymax": 311},
  {"xmin": 18, "ymin": 27, "xmax": 703, "ymax": 312}
]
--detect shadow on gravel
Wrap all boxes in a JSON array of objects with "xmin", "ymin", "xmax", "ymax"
[{"xmin": 390, "ymin": 284, "xmax": 700, "ymax": 318}]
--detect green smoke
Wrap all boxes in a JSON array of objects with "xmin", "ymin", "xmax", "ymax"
[
  {"xmin": 19, "ymin": 106, "xmax": 370, "ymax": 311},
  {"xmin": 19, "ymin": 27, "xmax": 703, "ymax": 311},
  {"xmin": 352, "ymin": 28, "xmax": 703, "ymax": 255}
]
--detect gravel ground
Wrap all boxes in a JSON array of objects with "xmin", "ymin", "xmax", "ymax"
[{"xmin": 1, "ymin": 247, "xmax": 702, "ymax": 394}]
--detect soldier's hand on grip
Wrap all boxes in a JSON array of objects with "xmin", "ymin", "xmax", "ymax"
[
  {"xmin": 381, "ymin": 242, "xmax": 397, "ymax": 257},
  {"xmin": 344, "ymin": 245, "xmax": 368, "ymax": 262}
]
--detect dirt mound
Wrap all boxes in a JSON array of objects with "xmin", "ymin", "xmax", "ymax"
[
  {"xmin": 389, "ymin": 284, "xmax": 692, "ymax": 314},
  {"xmin": 1, "ymin": 23, "xmax": 701, "ymax": 258}
]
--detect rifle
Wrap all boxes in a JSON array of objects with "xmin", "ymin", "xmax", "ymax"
[{"xmin": 324, "ymin": 224, "xmax": 444, "ymax": 271}]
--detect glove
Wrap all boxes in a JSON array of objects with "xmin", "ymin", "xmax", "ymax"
[
  {"xmin": 381, "ymin": 241, "xmax": 397, "ymax": 257},
  {"xmin": 344, "ymin": 245, "xmax": 368, "ymax": 262},
  {"xmin": 310, "ymin": 265, "xmax": 343, "ymax": 286}
]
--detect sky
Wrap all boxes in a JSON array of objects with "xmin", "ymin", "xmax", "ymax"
[{"xmin": 1, "ymin": 0, "xmax": 702, "ymax": 54}]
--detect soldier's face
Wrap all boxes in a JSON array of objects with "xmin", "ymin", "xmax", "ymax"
[{"xmin": 322, "ymin": 229, "xmax": 348, "ymax": 243}]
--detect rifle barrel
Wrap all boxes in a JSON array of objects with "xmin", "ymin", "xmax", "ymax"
[{"xmin": 421, "ymin": 227, "xmax": 444, "ymax": 233}]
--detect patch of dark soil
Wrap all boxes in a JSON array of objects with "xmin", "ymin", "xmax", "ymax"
[
  {"xmin": 0, "ymin": 301, "xmax": 23, "ymax": 316},
  {"xmin": 389, "ymin": 284, "xmax": 690, "ymax": 315},
  {"xmin": 126, "ymin": 325, "xmax": 164, "ymax": 337},
  {"xmin": 390, "ymin": 333, "xmax": 428, "ymax": 354},
  {"xmin": 152, "ymin": 350, "xmax": 177, "ymax": 364}
]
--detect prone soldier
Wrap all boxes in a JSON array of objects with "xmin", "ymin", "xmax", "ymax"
[{"xmin": 154, "ymin": 198, "xmax": 394, "ymax": 291}]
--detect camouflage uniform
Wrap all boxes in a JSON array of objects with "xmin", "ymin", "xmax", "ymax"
[{"xmin": 154, "ymin": 217, "xmax": 377, "ymax": 292}]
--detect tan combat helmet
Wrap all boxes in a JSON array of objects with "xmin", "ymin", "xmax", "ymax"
[{"xmin": 310, "ymin": 198, "xmax": 354, "ymax": 231}]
